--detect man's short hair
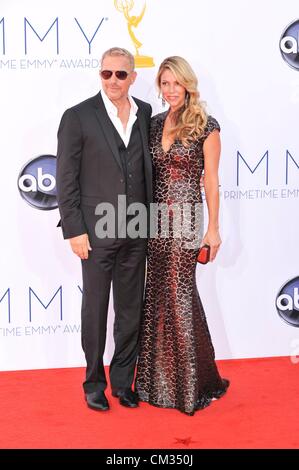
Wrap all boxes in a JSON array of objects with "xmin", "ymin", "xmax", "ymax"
[{"xmin": 101, "ymin": 47, "xmax": 135, "ymax": 70}]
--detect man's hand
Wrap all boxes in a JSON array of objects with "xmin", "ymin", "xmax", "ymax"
[{"xmin": 69, "ymin": 233, "xmax": 92, "ymax": 259}]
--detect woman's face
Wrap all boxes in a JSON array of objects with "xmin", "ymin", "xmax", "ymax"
[{"xmin": 160, "ymin": 69, "xmax": 186, "ymax": 111}]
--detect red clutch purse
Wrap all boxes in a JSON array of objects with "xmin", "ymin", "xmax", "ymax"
[{"xmin": 197, "ymin": 244, "xmax": 210, "ymax": 264}]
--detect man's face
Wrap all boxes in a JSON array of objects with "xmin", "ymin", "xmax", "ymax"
[{"xmin": 100, "ymin": 55, "xmax": 137, "ymax": 102}]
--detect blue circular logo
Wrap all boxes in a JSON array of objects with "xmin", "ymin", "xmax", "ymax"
[
  {"xmin": 17, "ymin": 155, "xmax": 57, "ymax": 210},
  {"xmin": 276, "ymin": 277, "xmax": 299, "ymax": 327},
  {"xmin": 280, "ymin": 19, "xmax": 299, "ymax": 70}
]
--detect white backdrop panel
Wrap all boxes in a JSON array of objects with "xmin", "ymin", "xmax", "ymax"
[{"xmin": 0, "ymin": 0, "xmax": 298, "ymax": 370}]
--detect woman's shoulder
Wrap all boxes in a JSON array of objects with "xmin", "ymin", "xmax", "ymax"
[
  {"xmin": 151, "ymin": 111, "xmax": 168, "ymax": 124},
  {"xmin": 150, "ymin": 111, "xmax": 167, "ymax": 133}
]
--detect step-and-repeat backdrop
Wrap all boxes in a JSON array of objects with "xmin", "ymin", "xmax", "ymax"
[{"xmin": 1, "ymin": 0, "xmax": 299, "ymax": 370}]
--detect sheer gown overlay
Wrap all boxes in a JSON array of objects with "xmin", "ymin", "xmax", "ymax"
[{"xmin": 135, "ymin": 112, "xmax": 229, "ymax": 415}]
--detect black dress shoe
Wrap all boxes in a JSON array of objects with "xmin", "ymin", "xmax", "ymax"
[
  {"xmin": 85, "ymin": 391, "xmax": 109, "ymax": 411},
  {"xmin": 112, "ymin": 388, "xmax": 139, "ymax": 408}
]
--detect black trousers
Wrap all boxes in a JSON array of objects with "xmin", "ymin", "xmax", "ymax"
[{"xmin": 81, "ymin": 236, "xmax": 147, "ymax": 393}]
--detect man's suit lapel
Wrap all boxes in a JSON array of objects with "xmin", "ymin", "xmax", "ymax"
[
  {"xmin": 136, "ymin": 108, "xmax": 149, "ymax": 157},
  {"xmin": 137, "ymin": 107, "xmax": 152, "ymax": 173},
  {"xmin": 137, "ymin": 107, "xmax": 153, "ymax": 179},
  {"xmin": 93, "ymin": 92, "xmax": 123, "ymax": 172}
]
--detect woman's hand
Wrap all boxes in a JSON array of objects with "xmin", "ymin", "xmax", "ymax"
[{"xmin": 201, "ymin": 229, "xmax": 221, "ymax": 262}]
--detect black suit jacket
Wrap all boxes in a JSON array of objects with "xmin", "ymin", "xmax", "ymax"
[{"xmin": 56, "ymin": 92, "xmax": 152, "ymax": 245}]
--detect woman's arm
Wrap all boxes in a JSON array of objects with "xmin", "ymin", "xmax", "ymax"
[{"xmin": 202, "ymin": 130, "xmax": 221, "ymax": 261}]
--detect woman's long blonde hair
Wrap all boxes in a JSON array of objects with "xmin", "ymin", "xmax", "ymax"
[{"xmin": 157, "ymin": 56, "xmax": 208, "ymax": 146}]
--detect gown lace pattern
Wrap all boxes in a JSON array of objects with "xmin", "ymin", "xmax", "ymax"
[{"xmin": 135, "ymin": 112, "xmax": 229, "ymax": 415}]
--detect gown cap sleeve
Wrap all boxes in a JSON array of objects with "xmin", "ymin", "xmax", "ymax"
[{"xmin": 204, "ymin": 115, "xmax": 220, "ymax": 139}]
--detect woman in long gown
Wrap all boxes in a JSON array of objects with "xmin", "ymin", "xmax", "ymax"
[{"xmin": 135, "ymin": 56, "xmax": 229, "ymax": 416}]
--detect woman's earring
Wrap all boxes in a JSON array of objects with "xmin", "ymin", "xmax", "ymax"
[
  {"xmin": 159, "ymin": 92, "xmax": 166, "ymax": 107},
  {"xmin": 185, "ymin": 92, "xmax": 190, "ymax": 108}
]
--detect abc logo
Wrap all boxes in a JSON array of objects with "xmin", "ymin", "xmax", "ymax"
[
  {"xmin": 280, "ymin": 19, "xmax": 299, "ymax": 70},
  {"xmin": 276, "ymin": 277, "xmax": 299, "ymax": 327},
  {"xmin": 18, "ymin": 155, "xmax": 57, "ymax": 210}
]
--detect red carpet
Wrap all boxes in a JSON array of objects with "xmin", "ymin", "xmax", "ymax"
[{"xmin": 0, "ymin": 356, "xmax": 298, "ymax": 449}]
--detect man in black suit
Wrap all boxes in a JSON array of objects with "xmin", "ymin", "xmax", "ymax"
[{"xmin": 56, "ymin": 47, "xmax": 152, "ymax": 411}]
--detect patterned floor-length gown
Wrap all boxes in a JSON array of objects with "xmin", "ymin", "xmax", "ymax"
[{"xmin": 135, "ymin": 112, "xmax": 229, "ymax": 416}]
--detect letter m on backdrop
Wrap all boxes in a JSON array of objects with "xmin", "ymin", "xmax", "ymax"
[
  {"xmin": 29, "ymin": 286, "xmax": 62, "ymax": 322},
  {"xmin": 286, "ymin": 150, "xmax": 299, "ymax": 184},
  {"xmin": 237, "ymin": 151, "xmax": 269, "ymax": 186},
  {"xmin": 24, "ymin": 17, "xmax": 59, "ymax": 54},
  {"xmin": 0, "ymin": 18, "xmax": 5, "ymax": 54},
  {"xmin": 0, "ymin": 289, "xmax": 11, "ymax": 323}
]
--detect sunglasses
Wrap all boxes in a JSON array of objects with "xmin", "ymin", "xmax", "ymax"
[{"xmin": 100, "ymin": 70, "xmax": 130, "ymax": 80}]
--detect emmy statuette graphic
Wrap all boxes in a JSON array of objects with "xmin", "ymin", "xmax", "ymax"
[{"xmin": 114, "ymin": 0, "xmax": 154, "ymax": 67}]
